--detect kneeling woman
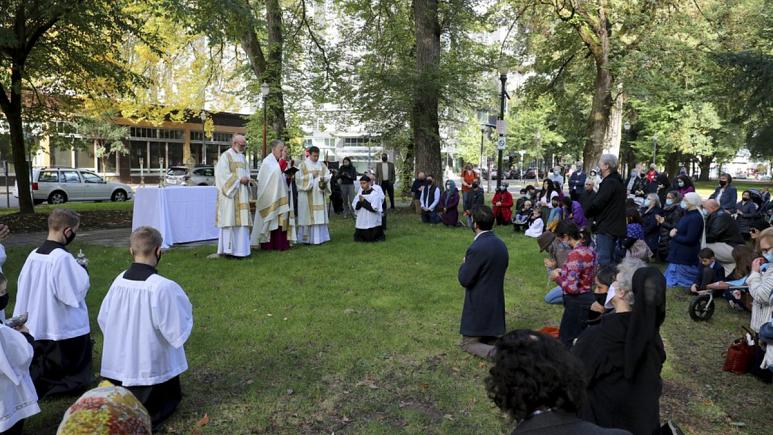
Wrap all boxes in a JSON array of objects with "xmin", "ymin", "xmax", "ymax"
[
  {"xmin": 353, "ymin": 175, "xmax": 385, "ymax": 242},
  {"xmin": 550, "ymin": 220, "xmax": 597, "ymax": 347},
  {"xmin": 664, "ymin": 192, "xmax": 704, "ymax": 288}
]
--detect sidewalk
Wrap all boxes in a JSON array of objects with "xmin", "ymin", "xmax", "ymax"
[{"xmin": 3, "ymin": 228, "xmax": 216, "ymax": 249}]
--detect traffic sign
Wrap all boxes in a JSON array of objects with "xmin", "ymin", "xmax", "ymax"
[{"xmin": 497, "ymin": 136, "xmax": 506, "ymax": 150}]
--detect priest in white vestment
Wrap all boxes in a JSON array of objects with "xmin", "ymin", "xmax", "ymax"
[
  {"xmin": 353, "ymin": 175, "xmax": 385, "ymax": 242},
  {"xmin": 295, "ymin": 146, "xmax": 332, "ymax": 244},
  {"xmin": 0, "ymin": 323, "xmax": 40, "ymax": 434},
  {"xmin": 215, "ymin": 134, "xmax": 252, "ymax": 258},
  {"xmin": 251, "ymin": 139, "xmax": 295, "ymax": 250},
  {"xmin": 99, "ymin": 226, "xmax": 193, "ymax": 428},
  {"xmin": 13, "ymin": 209, "xmax": 92, "ymax": 398}
]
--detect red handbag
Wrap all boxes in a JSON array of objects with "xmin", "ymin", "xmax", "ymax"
[{"xmin": 722, "ymin": 327, "xmax": 756, "ymax": 374}]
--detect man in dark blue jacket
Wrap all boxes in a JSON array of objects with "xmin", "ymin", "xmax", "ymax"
[
  {"xmin": 458, "ymin": 206, "xmax": 509, "ymax": 359},
  {"xmin": 709, "ymin": 173, "xmax": 738, "ymax": 213}
]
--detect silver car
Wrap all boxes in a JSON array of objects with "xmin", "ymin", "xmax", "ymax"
[
  {"xmin": 165, "ymin": 166, "xmax": 215, "ymax": 186},
  {"xmin": 22, "ymin": 168, "xmax": 134, "ymax": 204}
]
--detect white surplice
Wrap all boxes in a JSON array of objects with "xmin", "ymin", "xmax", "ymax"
[
  {"xmin": 250, "ymin": 153, "xmax": 296, "ymax": 244},
  {"xmin": 353, "ymin": 189, "xmax": 383, "ymax": 230},
  {"xmin": 13, "ymin": 249, "xmax": 90, "ymax": 341},
  {"xmin": 0, "ymin": 324, "xmax": 40, "ymax": 432},
  {"xmin": 98, "ymin": 273, "xmax": 193, "ymax": 387},
  {"xmin": 295, "ymin": 159, "xmax": 332, "ymax": 244},
  {"xmin": 215, "ymin": 148, "xmax": 252, "ymax": 257}
]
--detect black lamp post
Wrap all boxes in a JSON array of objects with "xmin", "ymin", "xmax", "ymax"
[
  {"xmin": 497, "ymin": 67, "xmax": 508, "ymax": 189},
  {"xmin": 200, "ymin": 111, "xmax": 206, "ymax": 164}
]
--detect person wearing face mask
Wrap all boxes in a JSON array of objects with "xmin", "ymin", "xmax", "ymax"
[
  {"xmin": 640, "ymin": 193, "xmax": 662, "ymax": 256},
  {"xmin": 568, "ymin": 162, "xmax": 587, "ymax": 202},
  {"xmin": 549, "ymin": 166, "xmax": 564, "ymax": 188},
  {"xmin": 703, "ymin": 199, "xmax": 745, "ymax": 276},
  {"xmin": 492, "ymin": 183, "xmax": 513, "ymax": 226},
  {"xmin": 410, "ymin": 171, "xmax": 428, "ymax": 214},
  {"xmin": 375, "ymin": 153, "xmax": 396, "ymax": 209},
  {"xmin": 0, "ymin": 273, "xmax": 41, "ymax": 435},
  {"xmin": 664, "ymin": 192, "xmax": 704, "ymax": 288},
  {"xmin": 747, "ymin": 227, "xmax": 773, "ymax": 333},
  {"xmin": 550, "ymin": 221, "xmax": 597, "ymax": 347},
  {"xmin": 709, "ymin": 173, "xmax": 737, "ymax": 213},
  {"xmin": 464, "ymin": 180, "xmax": 485, "ymax": 228},
  {"xmin": 99, "ymin": 227, "xmax": 193, "ymax": 430},
  {"xmin": 419, "ymin": 175, "xmax": 441, "ymax": 224},
  {"xmin": 337, "ymin": 157, "xmax": 358, "ymax": 218},
  {"xmin": 439, "ymin": 180, "xmax": 460, "ymax": 227},
  {"xmin": 572, "ymin": 259, "xmax": 666, "ymax": 435},
  {"xmin": 12, "ymin": 209, "xmax": 92, "ymax": 398},
  {"xmin": 736, "ymin": 190, "xmax": 759, "ymax": 241},
  {"xmin": 674, "ymin": 174, "xmax": 694, "ymax": 196},
  {"xmin": 655, "ymin": 191, "xmax": 684, "ymax": 261},
  {"xmin": 625, "ymin": 164, "xmax": 643, "ymax": 196}
]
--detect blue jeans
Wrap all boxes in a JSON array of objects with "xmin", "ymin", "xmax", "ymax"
[
  {"xmin": 422, "ymin": 210, "xmax": 441, "ymax": 224},
  {"xmin": 544, "ymin": 286, "xmax": 563, "ymax": 304},
  {"xmin": 595, "ymin": 233, "xmax": 617, "ymax": 266}
]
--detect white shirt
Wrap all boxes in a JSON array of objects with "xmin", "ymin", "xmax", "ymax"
[
  {"xmin": 98, "ymin": 273, "xmax": 193, "ymax": 387},
  {"xmin": 13, "ymin": 249, "xmax": 90, "ymax": 341},
  {"xmin": 381, "ymin": 163, "xmax": 390, "ymax": 181},
  {"xmin": 420, "ymin": 186, "xmax": 441, "ymax": 210},
  {"xmin": 0, "ymin": 325, "xmax": 40, "ymax": 432}
]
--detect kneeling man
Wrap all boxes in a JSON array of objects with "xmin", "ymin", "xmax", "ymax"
[
  {"xmin": 353, "ymin": 175, "xmax": 385, "ymax": 242},
  {"xmin": 98, "ymin": 227, "xmax": 193, "ymax": 429},
  {"xmin": 13, "ymin": 208, "xmax": 92, "ymax": 398}
]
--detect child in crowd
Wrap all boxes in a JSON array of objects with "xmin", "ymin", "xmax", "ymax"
[
  {"xmin": 525, "ymin": 208, "xmax": 544, "ymax": 238},
  {"xmin": 588, "ymin": 265, "xmax": 617, "ymax": 324},
  {"xmin": 691, "ymin": 248, "xmax": 726, "ymax": 293},
  {"xmin": 513, "ymin": 200, "xmax": 533, "ymax": 232}
]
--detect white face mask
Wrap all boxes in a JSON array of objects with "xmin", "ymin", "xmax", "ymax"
[{"xmin": 604, "ymin": 284, "xmax": 617, "ymax": 309}]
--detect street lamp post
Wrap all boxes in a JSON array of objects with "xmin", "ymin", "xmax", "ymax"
[
  {"xmin": 497, "ymin": 67, "xmax": 508, "ymax": 189},
  {"xmin": 477, "ymin": 110, "xmax": 489, "ymax": 173},
  {"xmin": 261, "ymin": 82, "xmax": 270, "ymax": 158},
  {"xmin": 200, "ymin": 111, "xmax": 206, "ymax": 165},
  {"xmin": 623, "ymin": 121, "xmax": 631, "ymax": 177}
]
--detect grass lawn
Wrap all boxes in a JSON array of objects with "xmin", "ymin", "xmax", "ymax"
[{"xmin": 3, "ymin": 210, "xmax": 771, "ymax": 434}]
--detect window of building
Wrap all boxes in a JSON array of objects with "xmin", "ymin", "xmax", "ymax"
[
  {"xmin": 98, "ymin": 154, "xmax": 118, "ymax": 173},
  {"xmin": 149, "ymin": 142, "xmax": 164, "ymax": 168},
  {"xmin": 130, "ymin": 141, "xmax": 147, "ymax": 168},
  {"xmin": 167, "ymin": 142, "xmax": 184, "ymax": 166},
  {"xmin": 75, "ymin": 148, "xmax": 94, "ymax": 170},
  {"xmin": 52, "ymin": 147, "xmax": 73, "ymax": 167},
  {"xmin": 190, "ymin": 143, "xmax": 204, "ymax": 164}
]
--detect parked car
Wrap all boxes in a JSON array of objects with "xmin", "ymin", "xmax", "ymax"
[
  {"xmin": 165, "ymin": 165, "xmax": 216, "ymax": 186},
  {"xmin": 508, "ymin": 169, "xmax": 521, "ymax": 179},
  {"xmin": 524, "ymin": 168, "xmax": 543, "ymax": 179},
  {"xmin": 18, "ymin": 168, "xmax": 133, "ymax": 205}
]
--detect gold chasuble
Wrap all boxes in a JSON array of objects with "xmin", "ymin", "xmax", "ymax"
[
  {"xmin": 295, "ymin": 158, "xmax": 332, "ymax": 244},
  {"xmin": 215, "ymin": 148, "xmax": 251, "ymax": 257}
]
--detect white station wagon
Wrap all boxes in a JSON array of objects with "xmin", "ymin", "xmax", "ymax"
[{"xmin": 20, "ymin": 168, "xmax": 134, "ymax": 205}]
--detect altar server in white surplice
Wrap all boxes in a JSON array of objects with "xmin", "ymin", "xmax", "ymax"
[
  {"xmin": 250, "ymin": 139, "xmax": 295, "ymax": 251},
  {"xmin": 295, "ymin": 146, "xmax": 332, "ymax": 244},
  {"xmin": 0, "ymin": 322, "xmax": 40, "ymax": 435},
  {"xmin": 99, "ymin": 226, "xmax": 193, "ymax": 429},
  {"xmin": 353, "ymin": 175, "xmax": 385, "ymax": 242},
  {"xmin": 13, "ymin": 209, "xmax": 92, "ymax": 399},
  {"xmin": 215, "ymin": 134, "xmax": 252, "ymax": 258}
]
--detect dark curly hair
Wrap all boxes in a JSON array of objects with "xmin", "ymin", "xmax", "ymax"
[{"xmin": 485, "ymin": 330, "xmax": 586, "ymax": 422}]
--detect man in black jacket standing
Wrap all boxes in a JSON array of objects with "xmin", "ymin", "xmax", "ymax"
[
  {"xmin": 585, "ymin": 154, "xmax": 627, "ymax": 266},
  {"xmin": 458, "ymin": 206, "xmax": 509, "ymax": 359},
  {"xmin": 703, "ymin": 199, "xmax": 745, "ymax": 276},
  {"xmin": 568, "ymin": 162, "xmax": 587, "ymax": 202}
]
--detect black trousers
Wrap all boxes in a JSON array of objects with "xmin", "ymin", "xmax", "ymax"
[
  {"xmin": 559, "ymin": 292, "xmax": 595, "ymax": 348},
  {"xmin": 30, "ymin": 334, "xmax": 93, "ymax": 398},
  {"xmin": 381, "ymin": 180, "xmax": 395, "ymax": 208}
]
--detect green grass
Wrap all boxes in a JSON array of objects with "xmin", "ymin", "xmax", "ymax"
[
  {"xmin": 0, "ymin": 200, "xmax": 134, "ymax": 217},
  {"xmin": 3, "ymin": 211, "xmax": 771, "ymax": 434}
]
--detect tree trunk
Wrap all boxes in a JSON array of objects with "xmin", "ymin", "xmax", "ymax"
[
  {"xmin": 698, "ymin": 155, "xmax": 714, "ymax": 181},
  {"xmin": 401, "ymin": 142, "xmax": 415, "ymax": 195},
  {"xmin": 412, "ymin": 0, "xmax": 442, "ymax": 183},
  {"xmin": 1, "ymin": 63, "xmax": 34, "ymax": 213},
  {"xmin": 265, "ymin": 0, "xmax": 287, "ymax": 141},
  {"xmin": 603, "ymin": 87, "xmax": 623, "ymax": 157},
  {"xmin": 664, "ymin": 151, "xmax": 680, "ymax": 180},
  {"xmin": 581, "ymin": 8, "xmax": 613, "ymax": 172}
]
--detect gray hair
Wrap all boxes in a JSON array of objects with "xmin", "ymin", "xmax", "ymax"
[
  {"xmin": 270, "ymin": 139, "xmax": 285, "ymax": 151},
  {"xmin": 599, "ymin": 154, "xmax": 619, "ymax": 170},
  {"xmin": 615, "ymin": 257, "xmax": 647, "ymax": 305},
  {"xmin": 646, "ymin": 193, "xmax": 660, "ymax": 208}
]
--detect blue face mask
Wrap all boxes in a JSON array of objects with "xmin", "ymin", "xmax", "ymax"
[
  {"xmin": 680, "ymin": 201, "xmax": 688, "ymax": 209},
  {"xmin": 678, "ymin": 181, "xmax": 684, "ymax": 187},
  {"xmin": 764, "ymin": 252, "xmax": 773, "ymax": 263},
  {"xmin": 643, "ymin": 199, "xmax": 650, "ymax": 207},
  {"xmin": 665, "ymin": 199, "xmax": 673, "ymax": 206}
]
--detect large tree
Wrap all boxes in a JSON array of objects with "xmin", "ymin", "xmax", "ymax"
[{"xmin": 0, "ymin": 0, "xmax": 153, "ymax": 213}]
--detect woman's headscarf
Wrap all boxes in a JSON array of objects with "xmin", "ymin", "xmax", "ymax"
[
  {"xmin": 57, "ymin": 381, "xmax": 152, "ymax": 435},
  {"xmin": 445, "ymin": 180, "xmax": 458, "ymax": 208},
  {"xmin": 683, "ymin": 192, "xmax": 702, "ymax": 210},
  {"xmin": 624, "ymin": 267, "xmax": 666, "ymax": 379}
]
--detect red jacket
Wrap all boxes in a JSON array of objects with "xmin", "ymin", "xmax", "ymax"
[{"xmin": 492, "ymin": 191, "xmax": 513, "ymax": 222}]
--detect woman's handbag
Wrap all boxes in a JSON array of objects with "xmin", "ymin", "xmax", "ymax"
[{"xmin": 722, "ymin": 327, "xmax": 756, "ymax": 374}]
